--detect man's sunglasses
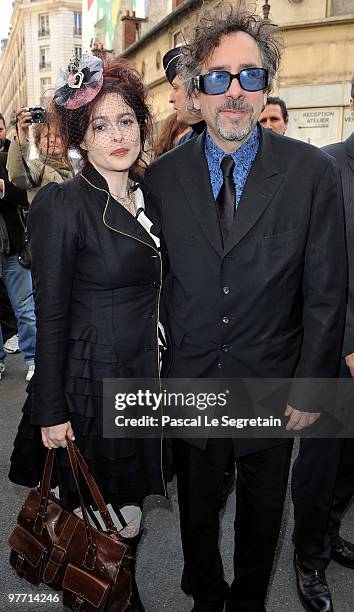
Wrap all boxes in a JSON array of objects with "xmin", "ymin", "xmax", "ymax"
[{"xmin": 194, "ymin": 68, "xmax": 268, "ymax": 95}]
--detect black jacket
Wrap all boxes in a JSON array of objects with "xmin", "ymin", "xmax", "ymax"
[
  {"xmin": 323, "ymin": 133, "xmax": 354, "ymax": 358},
  {"xmin": 28, "ymin": 163, "xmax": 163, "ymax": 427},
  {"xmin": 0, "ymin": 163, "xmax": 28, "ymax": 254},
  {"xmin": 145, "ymin": 127, "xmax": 347, "ymax": 451}
]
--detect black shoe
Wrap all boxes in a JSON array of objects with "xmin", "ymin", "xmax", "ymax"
[
  {"xmin": 331, "ymin": 535, "xmax": 354, "ymax": 569},
  {"xmin": 219, "ymin": 469, "xmax": 236, "ymax": 510},
  {"xmin": 294, "ymin": 554, "xmax": 333, "ymax": 612}
]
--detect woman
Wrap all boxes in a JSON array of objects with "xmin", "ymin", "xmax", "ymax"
[
  {"xmin": 153, "ymin": 112, "xmax": 192, "ymax": 158},
  {"xmin": 9, "ymin": 55, "xmax": 168, "ymax": 611},
  {"xmin": 7, "ymin": 108, "xmax": 74, "ymax": 202}
]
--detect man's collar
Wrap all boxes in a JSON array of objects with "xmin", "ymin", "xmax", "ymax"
[{"xmin": 205, "ymin": 126, "xmax": 259, "ymax": 163}]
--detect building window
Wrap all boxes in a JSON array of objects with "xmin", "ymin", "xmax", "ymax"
[
  {"xmin": 40, "ymin": 77, "xmax": 51, "ymax": 95},
  {"xmin": 156, "ymin": 51, "xmax": 161, "ymax": 70},
  {"xmin": 39, "ymin": 47, "xmax": 50, "ymax": 70},
  {"xmin": 74, "ymin": 46, "xmax": 82, "ymax": 60},
  {"xmin": 330, "ymin": 0, "xmax": 354, "ymax": 16},
  {"xmin": 38, "ymin": 14, "xmax": 50, "ymax": 37},
  {"xmin": 172, "ymin": 30, "xmax": 184, "ymax": 47},
  {"xmin": 74, "ymin": 12, "xmax": 82, "ymax": 36}
]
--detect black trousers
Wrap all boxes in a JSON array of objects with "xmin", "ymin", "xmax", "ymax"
[
  {"xmin": 292, "ymin": 437, "xmax": 354, "ymax": 569},
  {"xmin": 0, "ymin": 279, "xmax": 17, "ymax": 342},
  {"xmin": 174, "ymin": 439, "xmax": 293, "ymax": 612},
  {"xmin": 292, "ymin": 358, "xmax": 354, "ymax": 570}
]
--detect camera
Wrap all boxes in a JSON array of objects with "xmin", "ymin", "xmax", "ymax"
[{"xmin": 28, "ymin": 106, "xmax": 47, "ymax": 124}]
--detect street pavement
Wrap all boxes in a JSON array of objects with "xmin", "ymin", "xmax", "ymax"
[{"xmin": 1, "ymin": 354, "xmax": 353, "ymax": 611}]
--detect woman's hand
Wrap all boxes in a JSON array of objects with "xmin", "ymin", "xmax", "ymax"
[
  {"xmin": 16, "ymin": 107, "xmax": 33, "ymax": 145},
  {"xmin": 41, "ymin": 421, "xmax": 75, "ymax": 449}
]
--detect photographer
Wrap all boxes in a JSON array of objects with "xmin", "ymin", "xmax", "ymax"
[
  {"xmin": 0, "ymin": 113, "xmax": 36, "ymax": 383},
  {"xmin": 7, "ymin": 107, "xmax": 74, "ymax": 202}
]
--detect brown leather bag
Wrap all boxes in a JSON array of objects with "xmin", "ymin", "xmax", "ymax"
[{"xmin": 8, "ymin": 439, "xmax": 131, "ymax": 611}]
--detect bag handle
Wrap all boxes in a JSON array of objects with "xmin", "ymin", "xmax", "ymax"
[
  {"xmin": 66, "ymin": 439, "xmax": 117, "ymax": 533},
  {"xmin": 34, "ymin": 440, "xmax": 118, "ymax": 551},
  {"xmin": 33, "ymin": 448, "xmax": 55, "ymax": 535}
]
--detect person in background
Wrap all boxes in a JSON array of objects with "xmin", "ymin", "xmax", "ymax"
[
  {"xmin": 259, "ymin": 96, "xmax": 288, "ymax": 135},
  {"xmin": 291, "ymin": 76, "xmax": 354, "ymax": 612},
  {"xmin": 163, "ymin": 46, "xmax": 206, "ymax": 145},
  {"xmin": 154, "ymin": 112, "xmax": 192, "ymax": 158},
  {"xmin": 7, "ymin": 107, "xmax": 74, "ymax": 202},
  {"xmin": 0, "ymin": 113, "xmax": 35, "ymax": 382},
  {"xmin": 0, "ymin": 112, "xmax": 19, "ymax": 355},
  {"xmin": 0, "ymin": 112, "xmax": 10, "ymax": 152}
]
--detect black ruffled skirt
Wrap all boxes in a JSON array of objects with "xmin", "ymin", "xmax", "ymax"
[{"xmin": 9, "ymin": 331, "xmax": 171, "ymax": 508}]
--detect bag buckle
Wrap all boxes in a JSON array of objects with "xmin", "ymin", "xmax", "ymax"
[
  {"xmin": 51, "ymin": 543, "xmax": 67, "ymax": 566},
  {"xmin": 73, "ymin": 595, "xmax": 84, "ymax": 611}
]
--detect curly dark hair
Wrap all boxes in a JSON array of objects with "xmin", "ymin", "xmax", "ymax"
[
  {"xmin": 53, "ymin": 58, "xmax": 153, "ymax": 171},
  {"xmin": 180, "ymin": 1, "xmax": 281, "ymax": 100}
]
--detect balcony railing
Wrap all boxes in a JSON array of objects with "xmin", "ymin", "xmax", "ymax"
[
  {"xmin": 74, "ymin": 27, "xmax": 82, "ymax": 36},
  {"xmin": 39, "ymin": 62, "xmax": 51, "ymax": 70},
  {"xmin": 38, "ymin": 29, "xmax": 50, "ymax": 37}
]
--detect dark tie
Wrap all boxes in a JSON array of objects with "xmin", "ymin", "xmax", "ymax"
[{"xmin": 217, "ymin": 156, "xmax": 236, "ymax": 240}]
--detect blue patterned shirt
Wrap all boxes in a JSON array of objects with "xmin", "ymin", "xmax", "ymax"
[{"xmin": 205, "ymin": 127, "xmax": 259, "ymax": 207}]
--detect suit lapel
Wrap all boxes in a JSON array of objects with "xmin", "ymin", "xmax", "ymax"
[
  {"xmin": 178, "ymin": 133, "xmax": 224, "ymax": 257},
  {"xmin": 345, "ymin": 133, "xmax": 354, "ymax": 174},
  {"xmin": 223, "ymin": 128, "xmax": 285, "ymax": 256}
]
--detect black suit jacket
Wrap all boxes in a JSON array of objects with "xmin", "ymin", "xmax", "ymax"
[
  {"xmin": 145, "ymin": 127, "xmax": 347, "ymax": 451},
  {"xmin": 323, "ymin": 134, "xmax": 354, "ymax": 358},
  {"xmin": 0, "ymin": 163, "xmax": 28, "ymax": 254}
]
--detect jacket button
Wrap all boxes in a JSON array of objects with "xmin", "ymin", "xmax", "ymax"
[
  {"xmin": 222, "ymin": 316, "xmax": 229, "ymax": 324},
  {"xmin": 152, "ymin": 281, "xmax": 160, "ymax": 288},
  {"xmin": 221, "ymin": 344, "xmax": 230, "ymax": 352},
  {"xmin": 223, "ymin": 286, "xmax": 230, "ymax": 295}
]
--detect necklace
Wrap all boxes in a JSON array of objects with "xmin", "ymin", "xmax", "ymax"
[{"xmin": 110, "ymin": 180, "xmax": 136, "ymax": 216}]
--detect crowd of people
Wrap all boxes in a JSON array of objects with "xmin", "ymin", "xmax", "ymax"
[{"xmin": 2, "ymin": 3, "xmax": 354, "ymax": 612}]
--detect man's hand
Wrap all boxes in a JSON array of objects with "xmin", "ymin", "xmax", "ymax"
[
  {"xmin": 345, "ymin": 352, "xmax": 354, "ymax": 377},
  {"xmin": 16, "ymin": 107, "xmax": 32, "ymax": 145},
  {"xmin": 41, "ymin": 421, "xmax": 75, "ymax": 449},
  {"xmin": 0, "ymin": 178, "xmax": 4, "ymax": 196},
  {"xmin": 284, "ymin": 405, "xmax": 321, "ymax": 431}
]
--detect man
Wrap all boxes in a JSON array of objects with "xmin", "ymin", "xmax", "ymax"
[
  {"xmin": 163, "ymin": 46, "xmax": 205, "ymax": 144},
  {"xmin": 145, "ymin": 6, "xmax": 346, "ymax": 612},
  {"xmin": 0, "ymin": 111, "xmax": 18, "ymax": 353},
  {"xmin": 259, "ymin": 96, "xmax": 288, "ymax": 135},
  {"xmin": 0, "ymin": 112, "xmax": 36, "ymax": 382},
  {"xmin": 292, "ymin": 78, "xmax": 354, "ymax": 612}
]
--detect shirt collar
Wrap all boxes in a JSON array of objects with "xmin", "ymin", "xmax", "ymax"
[{"xmin": 205, "ymin": 126, "xmax": 259, "ymax": 165}]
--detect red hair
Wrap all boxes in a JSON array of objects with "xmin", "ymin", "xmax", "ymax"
[{"xmin": 54, "ymin": 57, "xmax": 153, "ymax": 171}]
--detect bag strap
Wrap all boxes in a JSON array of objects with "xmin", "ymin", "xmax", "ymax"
[
  {"xmin": 66, "ymin": 440, "xmax": 117, "ymax": 533},
  {"xmin": 34, "ymin": 449, "xmax": 55, "ymax": 535},
  {"xmin": 69, "ymin": 441, "xmax": 118, "ymax": 532}
]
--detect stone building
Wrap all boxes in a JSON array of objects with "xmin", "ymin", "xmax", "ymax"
[
  {"xmin": 0, "ymin": 0, "xmax": 82, "ymax": 125},
  {"xmin": 118, "ymin": 0, "xmax": 354, "ymax": 146}
]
